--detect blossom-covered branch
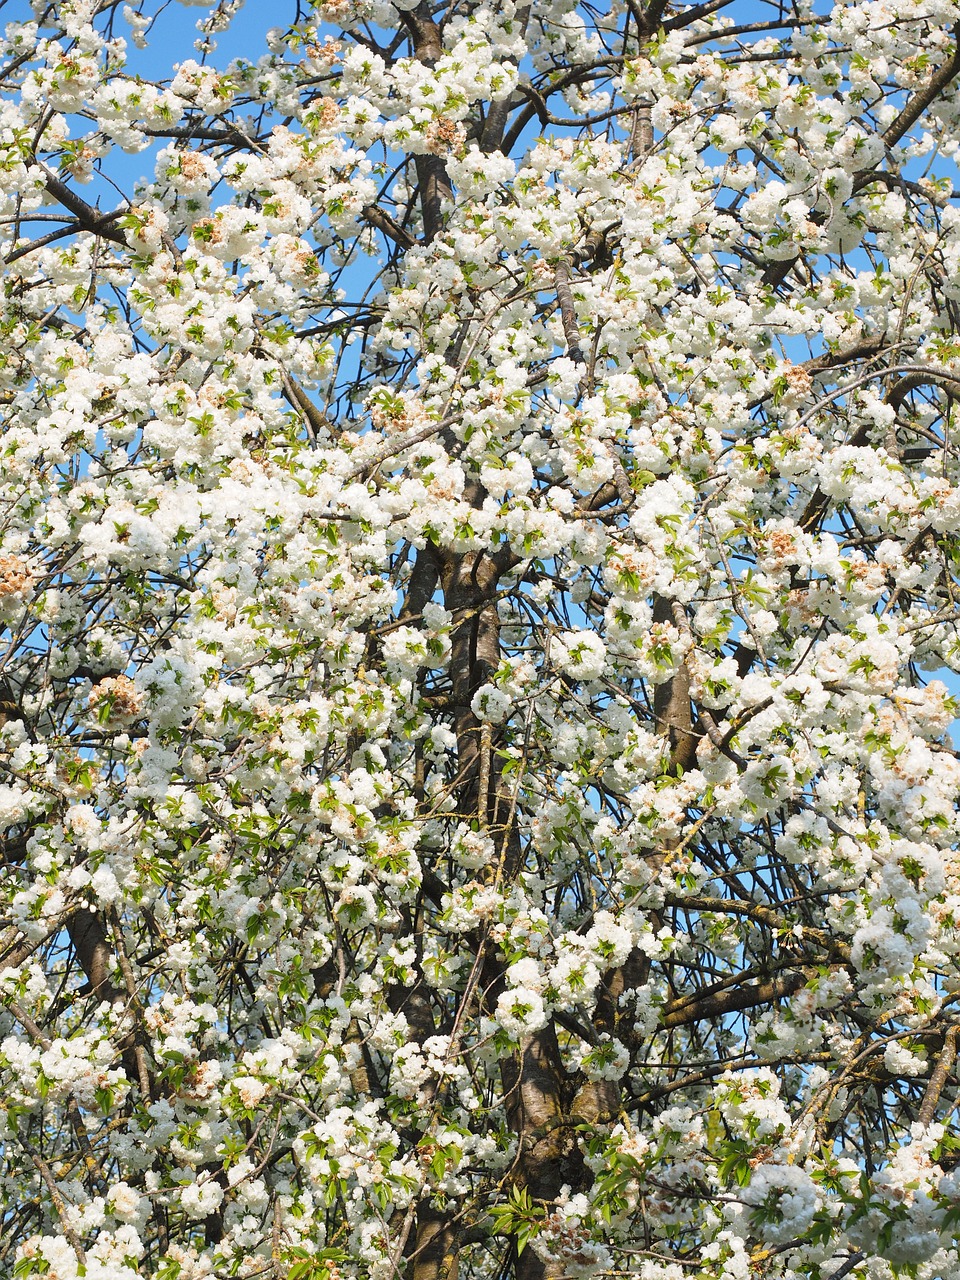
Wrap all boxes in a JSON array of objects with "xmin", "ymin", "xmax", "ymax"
[{"xmin": 1, "ymin": 2, "xmax": 960, "ymax": 1280}]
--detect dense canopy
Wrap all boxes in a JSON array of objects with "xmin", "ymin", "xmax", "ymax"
[{"xmin": 2, "ymin": 2, "xmax": 960, "ymax": 1279}]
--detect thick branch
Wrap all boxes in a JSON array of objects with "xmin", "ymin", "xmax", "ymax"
[
  {"xmin": 412, "ymin": 1205, "xmax": 460, "ymax": 1280},
  {"xmin": 362, "ymin": 203, "xmax": 416, "ymax": 250},
  {"xmin": 664, "ymin": 893, "xmax": 852, "ymax": 963},
  {"xmin": 69, "ymin": 908, "xmax": 124, "ymax": 1005},
  {"xmin": 659, "ymin": 969, "xmax": 807, "ymax": 1030},
  {"xmin": 279, "ymin": 369, "xmax": 331, "ymax": 441},
  {"xmin": 653, "ymin": 597, "xmax": 698, "ymax": 773},
  {"xmin": 37, "ymin": 163, "xmax": 127, "ymax": 246},
  {"xmin": 28, "ymin": 1151, "xmax": 87, "ymax": 1265},
  {"xmin": 554, "ymin": 258, "xmax": 586, "ymax": 366},
  {"xmin": 415, "ymin": 154, "xmax": 454, "ymax": 246},
  {"xmin": 502, "ymin": 1025, "xmax": 586, "ymax": 1280},
  {"xmin": 663, "ymin": 0, "xmax": 734, "ymax": 31},
  {"xmin": 919, "ymin": 1023, "xmax": 958, "ymax": 1126},
  {"xmin": 443, "ymin": 547, "xmax": 504, "ymax": 824}
]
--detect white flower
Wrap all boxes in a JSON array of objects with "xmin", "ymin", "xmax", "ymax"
[
  {"xmin": 495, "ymin": 986, "xmax": 548, "ymax": 1037},
  {"xmin": 179, "ymin": 1179, "xmax": 224, "ymax": 1220},
  {"xmin": 884, "ymin": 1040, "xmax": 928, "ymax": 1078},
  {"xmin": 471, "ymin": 683, "xmax": 512, "ymax": 723},
  {"xmin": 555, "ymin": 631, "xmax": 607, "ymax": 681},
  {"xmin": 107, "ymin": 1183, "xmax": 144, "ymax": 1224},
  {"xmin": 743, "ymin": 1164, "xmax": 818, "ymax": 1245}
]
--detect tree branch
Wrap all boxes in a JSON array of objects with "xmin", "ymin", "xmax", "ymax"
[
  {"xmin": 362, "ymin": 203, "xmax": 416, "ymax": 250},
  {"xmin": 659, "ymin": 969, "xmax": 807, "ymax": 1030},
  {"xmin": 36, "ymin": 163, "xmax": 127, "ymax": 246},
  {"xmin": 918, "ymin": 1023, "xmax": 959, "ymax": 1126}
]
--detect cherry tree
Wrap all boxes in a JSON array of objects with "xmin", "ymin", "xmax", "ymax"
[{"xmin": 2, "ymin": 0, "xmax": 960, "ymax": 1277}]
